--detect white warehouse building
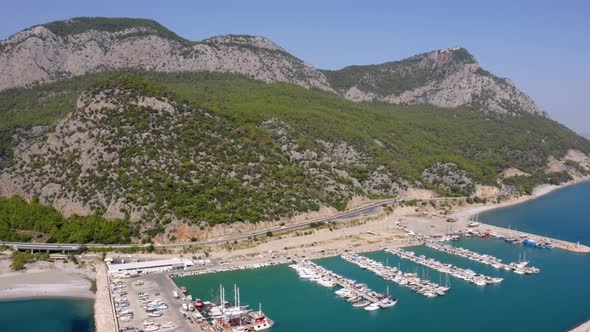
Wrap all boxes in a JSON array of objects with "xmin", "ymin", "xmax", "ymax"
[{"xmin": 107, "ymin": 257, "xmax": 195, "ymax": 274}]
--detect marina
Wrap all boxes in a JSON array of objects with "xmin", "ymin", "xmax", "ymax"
[
  {"xmin": 400, "ymin": 212, "xmax": 590, "ymax": 253},
  {"xmin": 385, "ymin": 248, "xmax": 503, "ymax": 286},
  {"xmin": 290, "ymin": 260, "xmax": 398, "ymax": 310},
  {"xmin": 426, "ymin": 242, "xmax": 540, "ymax": 275},
  {"xmin": 173, "ymin": 241, "xmax": 590, "ymax": 332},
  {"xmin": 341, "ymin": 253, "xmax": 449, "ymax": 298},
  {"xmin": 172, "ymin": 262, "xmax": 276, "ymax": 278},
  {"xmin": 98, "ymin": 183, "xmax": 590, "ymax": 332}
]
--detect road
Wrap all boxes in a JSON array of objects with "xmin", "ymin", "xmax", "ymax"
[{"xmin": 0, "ymin": 187, "xmax": 512, "ymax": 250}]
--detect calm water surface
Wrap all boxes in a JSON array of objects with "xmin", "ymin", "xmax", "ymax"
[
  {"xmin": 0, "ymin": 298, "xmax": 95, "ymax": 332},
  {"xmin": 175, "ymin": 182, "xmax": 590, "ymax": 331},
  {"xmin": 480, "ymin": 181, "xmax": 590, "ymax": 245}
]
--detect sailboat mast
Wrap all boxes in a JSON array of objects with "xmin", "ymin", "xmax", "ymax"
[{"xmin": 221, "ymin": 285, "xmax": 225, "ymax": 307}]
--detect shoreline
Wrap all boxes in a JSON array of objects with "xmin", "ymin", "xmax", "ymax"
[
  {"xmin": 451, "ymin": 176, "xmax": 590, "ymax": 220},
  {"xmin": 0, "ymin": 260, "xmax": 96, "ymax": 302},
  {"xmin": 0, "ymin": 294, "xmax": 95, "ymax": 302},
  {"xmin": 571, "ymin": 319, "xmax": 590, "ymax": 332}
]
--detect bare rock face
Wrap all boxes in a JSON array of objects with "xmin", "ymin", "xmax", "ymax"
[
  {"xmin": 564, "ymin": 149, "xmax": 590, "ymax": 170},
  {"xmin": 324, "ymin": 48, "xmax": 544, "ymax": 116},
  {"xmin": 0, "ymin": 18, "xmax": 545, "ymax": 117},
  {"xmin": 0, "ymin": 21, "xmax": 334, "ymax": 93}
]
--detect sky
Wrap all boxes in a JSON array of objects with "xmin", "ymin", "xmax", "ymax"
[{"xmin": 1, "ymin": 0, "xmax": 589, "ymax": 133}]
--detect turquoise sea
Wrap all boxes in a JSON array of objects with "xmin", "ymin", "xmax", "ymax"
[
  {"xmin": 480, "ymin": 181, "xmax": 590, "ymax": 245},
  {"xmin": 175, "ymin": 181, "xmax": 590, "ymax": 332},
  {"xmin": 1, "ymin": 182, "xmax": 588, "ymax": 332},
  {"xmin": 0, "ymin": 298, "xmax": 95, "ymax": 332}
]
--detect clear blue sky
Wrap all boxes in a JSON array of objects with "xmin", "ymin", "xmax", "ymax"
[{"xmin": 2, "ymin": 0, "xmax": 589, "ymax": 133}]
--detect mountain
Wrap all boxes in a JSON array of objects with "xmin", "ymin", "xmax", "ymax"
[
  {"xmin": 0, "ymin": 17, "xmax": 333, "ymax": 92},
  {"xmin": 0, "ymin": 17, "xmax": 589, "ymax": 243},
  {"xmin": 1, "ymin": 72, "xmax": 589, "ymax": 243},
  {"xmin": 0, "ymin": 17, "xmax": 542, "ymax": 117},
  {"xmin": 322, "ymin": 48, "xmax": 544, "ymax": 115}
]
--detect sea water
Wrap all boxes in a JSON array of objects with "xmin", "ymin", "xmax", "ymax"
[
  {"xmin": 175, "ymin": 182, "xmax": 590, "ymax": 331},
  {"xmin": 480, "ymin": 181, "xmax": 590, "ymax": 245},
  {"xmin": 0, "ymin": 298, "xmax": 95, "ymax": 332}
]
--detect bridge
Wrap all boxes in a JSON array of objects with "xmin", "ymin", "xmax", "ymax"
[{"xmin": 7, "ymin": 243, "xmax": 81, "ymax": 253}]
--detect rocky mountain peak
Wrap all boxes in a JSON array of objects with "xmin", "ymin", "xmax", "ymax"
[
  {"xmin": 0, "ymin": 17, "xmax": 334, "ymax": 92},
  {"xmin": 322, "ymin": 47, "xmax": 544, "ymax": 115},
  {"xmin": 413, "ymin": 47, "xmax": 478, "ymax": 66},
  {"xmin": 201, "ymin": 34, "xmax": 287, "ymax": 53},
  {"xmin": 0, "ymin": 17, "xmax": 544, "ymax": 116}
]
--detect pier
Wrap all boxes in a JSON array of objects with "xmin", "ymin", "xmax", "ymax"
[
  {"xmin": 385, "ymin": 248, "xmax": 503, "ymax": 286},
  {"xmin": 341, "ymin": 253, "xmax": 449, "ymax": 298},
  {"xmin": 425, "ymin": 242, "xmax": 540, "ymax": 275},
  {"xmin": 291, "ymin": 260, "xmax": 395, "ymax": 309},
  {"xmin": 477, "ymin": 223, "xmax": 590, "ymax": 253},
  {"xmin": 402, "ymin": 213, "xmax": 590, "ymax": 254}
]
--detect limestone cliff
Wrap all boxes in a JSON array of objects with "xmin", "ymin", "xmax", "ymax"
[
  {"xmin": 323, "ymin": 48, "xmax": 544, "ymax": 115},
  {"xmin": 0, "ymin": 18, "xmax": 333, "ymax": 92}
]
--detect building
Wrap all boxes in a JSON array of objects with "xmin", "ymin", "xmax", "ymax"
[{"xmin": 107, "ymin": 257, "xmax": 195, "ymax": 274}]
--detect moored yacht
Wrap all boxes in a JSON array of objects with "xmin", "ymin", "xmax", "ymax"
[{"xmin": 364, "ymin": 303, "xmax": 381, "ymax": 311}]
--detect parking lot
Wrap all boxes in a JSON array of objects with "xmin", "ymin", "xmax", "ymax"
[{"xmin": 112, "ymin": 273, "xmax": 195, "ymax": 332}]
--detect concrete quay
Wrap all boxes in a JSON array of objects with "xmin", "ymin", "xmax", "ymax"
[{"xmin": 400, "ymin": 213, "xmax": 590, "ymax": 253}]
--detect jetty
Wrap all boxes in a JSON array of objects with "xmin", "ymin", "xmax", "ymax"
[
  {"xmin": 478, "ymin": 223, "xmax": 590, "ymax": 253},
  {"xmin": 425, "ymin": 242, "xmax": 540, "ymax": 275},
  {"xmin": 290, "ymin": 260, "xmax": 397, "ymax": 310},
  {"xmin": 341, "ymin": 253, "xmax": 449, "ymax": 298},
  {"xmin": 385, "ymin": 248, "xmax": 503, "ymax": 286},
  {"xmin": 402, "ymin": 213, "xmax": 590, "ymax": 254}
]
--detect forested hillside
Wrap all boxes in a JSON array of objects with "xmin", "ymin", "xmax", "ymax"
[{"xmin": 0, "ymin": 72, "xmax": 588, "ymax": 243}]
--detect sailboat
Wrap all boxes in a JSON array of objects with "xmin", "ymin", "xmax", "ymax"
[
  {"xmin": 378, "ymin": 286, "xmax": 398, "ymax": 308},
  {"xmin": 468, "ymin": 212, "xmax": 480, "ymax": 227},
  {"xmin": 211, "ymin": 284, "xmax": 275, "ymax": 331}
]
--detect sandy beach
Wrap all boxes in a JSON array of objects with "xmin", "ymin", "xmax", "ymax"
[{"xmin": 0, "ymin": 258, "xmax": 96, "ymax": 300}]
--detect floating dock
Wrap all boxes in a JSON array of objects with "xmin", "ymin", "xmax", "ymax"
[
  {"xmin": 426, "ymin": 242, "xmax": 540, "ymax": 275},
  {"xmin": 341, "ymin": 253, "xmax": 449, "ymax": 298},
  {"xmin": 291, "ymin": 260, "xmax": 396, "ymax": 309},
  {"xmin": 385, "ymin": 248, "xmax": 503, "ymax": 286}
]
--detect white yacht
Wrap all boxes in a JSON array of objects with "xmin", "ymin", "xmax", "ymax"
[
  {"xmin": 379, "ymin": 298, "xmax": 398, "ymax": 308},
  {"xmin": 364, "ymin": 303, "xmax": 381, "ymax": 311}
]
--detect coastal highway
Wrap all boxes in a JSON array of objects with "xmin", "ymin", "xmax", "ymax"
[
  {"xmin": 0, "ymin": 198, "xmax": 395, "ymax": 250},
  {"xmin": 0, "ymin": 188, "xmax": 511, "ymax": 250}
]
